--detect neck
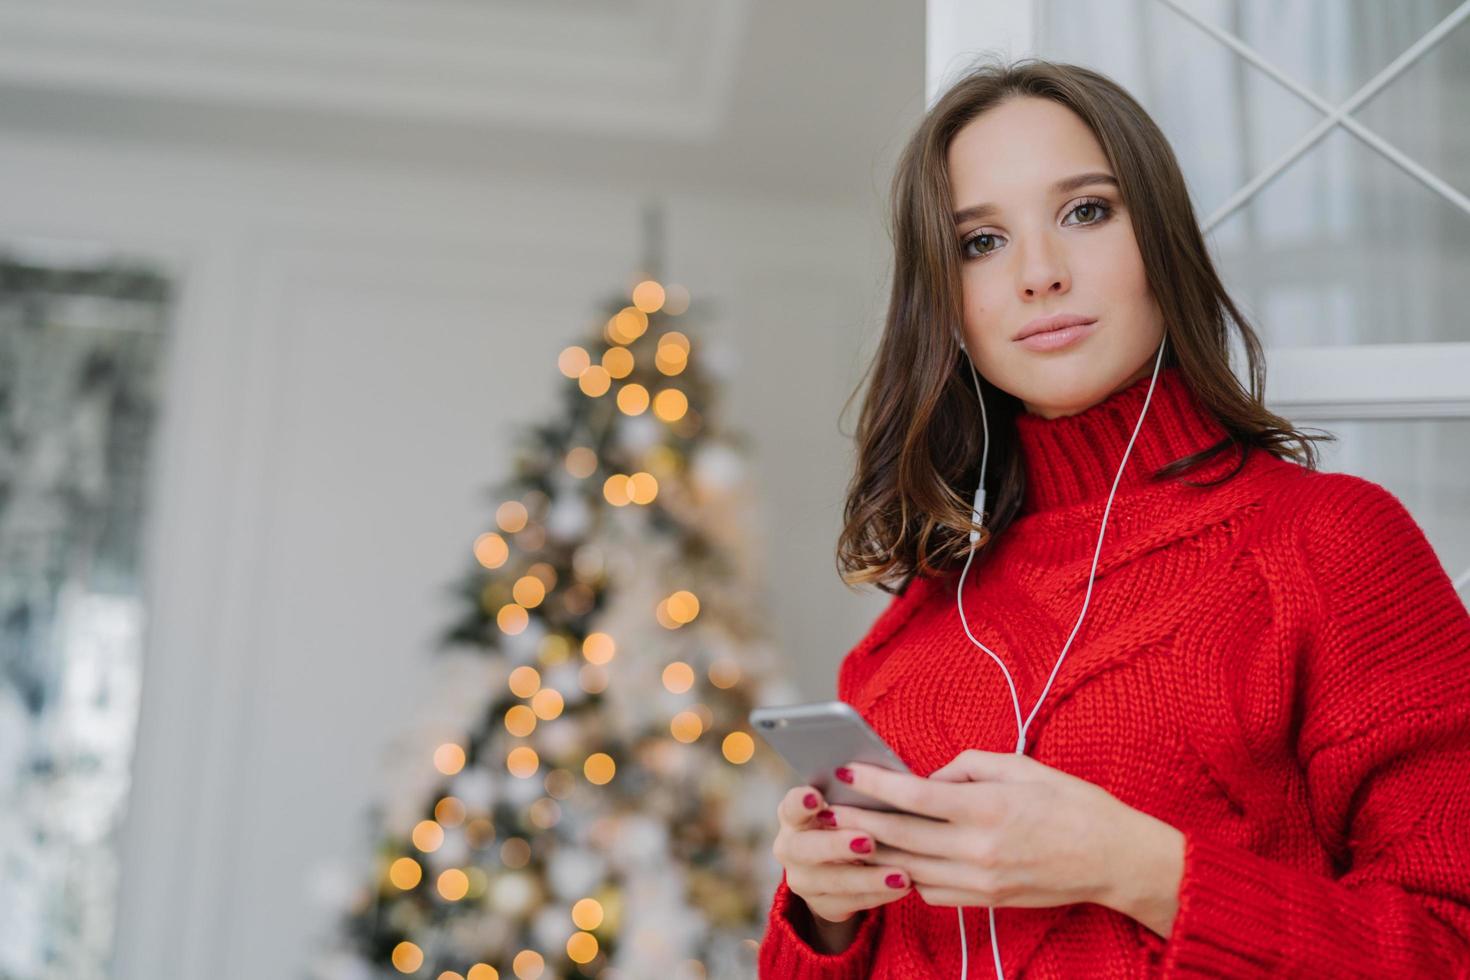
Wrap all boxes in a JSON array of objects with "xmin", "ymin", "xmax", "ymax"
[{"xmin": 1012, "ymin": 364, "xmax": 1231, "ymax": 514}]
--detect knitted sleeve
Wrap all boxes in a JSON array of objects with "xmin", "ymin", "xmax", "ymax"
[
  {"xmin": 757, "ymin": 576, "xmax": 935, "ymax": 978},
  {"xmin": 1159, "ymin": 474, "xmax": 1470, "ymax": 977}
]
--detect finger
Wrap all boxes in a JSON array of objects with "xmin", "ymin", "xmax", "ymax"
[
  {"xmin": 867, "ymin": 843, "xmax": 972, "ymax": 890},
  {"xmin": 793, "ymin": 825, "xmax": 882, "ymax": 866},
  {"xmin": 778, "ymin": 785, "xmax": 826, "ymax": 828},
  {"xmin": 929, "ymin": 748, "xmax": 1034, "ymax": 783},
  {"xmin": 838, "ymin": 762, "xmax": 960, "ymax": 821},
  {"xmin": 826, "ymin": 803, "xmax": 965, "ymax": 858},
  {"xmin": 792, "ymin": 860, "xmax": 913, "ymax": 899}
]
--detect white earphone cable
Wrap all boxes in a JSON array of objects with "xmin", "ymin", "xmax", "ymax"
[{"xmin": 952, "ymin": 332, "xmax": 1168, "ymax": 979}]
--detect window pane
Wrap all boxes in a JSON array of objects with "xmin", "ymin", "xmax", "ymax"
[
  {"xmin": 1038, "ymin": 0, "xmax": 1470, "ymax": 345},
  {"xmin": 1301, "ymin": 417, "xmax": 1470, "ymax": 595}
]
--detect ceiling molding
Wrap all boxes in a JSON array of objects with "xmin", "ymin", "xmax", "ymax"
[{"xmin": 0, "ymin": 0, "xmax": 749, "ymax": 139}]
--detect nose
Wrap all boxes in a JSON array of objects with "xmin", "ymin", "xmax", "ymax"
[{"xmin": 1016, "ymin": 234, "xmax": 1069, "ymax": 299}]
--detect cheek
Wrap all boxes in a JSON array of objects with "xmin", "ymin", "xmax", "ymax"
[
  {"xmin": 1095, "ymin": 228, "xmax": 1151, "ymax": 302},
  {"xmin": 960, "ymin": 271, "xmax": 1007, "ymax": 348}
]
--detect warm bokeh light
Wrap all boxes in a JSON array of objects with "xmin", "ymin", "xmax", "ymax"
[
  {"xmin": 388, "ymin": 856, "xmax": 422, "ymax": 890},
  {"xmin": 666, "ymin": 590, "xmax": 700, "ymax": 624},
  {"xmin": 539, "ymin": 633, "xmax": 572, "ymax": 665},
  {"xmin": 439, "ymin": 972, "xmax": 466, "ymax": 980},
  {"xmin": 496, "ymin": 500, "xmax": 529, "ymax": 533},
  {"xmin": 627, "ymin": 471, "xmax": 658, "ymax": 504},
  {"xmin": 632, "ymin": 279, "xmax": 666, "ymax": 313},
  {"xmin": 659, "ymin": 330, "xmax": 690, "ymax": 352},
  {"xmin": 514, "ymin": 523, "xmax": 545, "ymax": 551},
  {"xmin": 565, "ymin": 445, "xmax": 598, "ymax": 479},
  {"xmin": 527, "ymin": 561, "xmax": 557, "ymax": 589},
  {"xmin": 528, "ymin": 796, "xmax": 561, "ymax": 829},
  {"xmin": 530, "ymin": 687, "xmax": 564, "ymax": 720},
  {"xmin": 508, "ymin": 665, "xmax": 541, "ymax": 698},
  {"xmin": 434, "ymin": 796, "xmax": 466, "ymax": 827},
  {"xmin": 584, "ymin": 752, "xmax": 615, "ymax": 785},
  {"xmin": 563, "ymin": 583, "xmax": 595, "ymax": 616},
  {"xmin": 670, "ymin": 710, "xmax": 703, "ymax": 742},
  {"xmin": 500, "ymin": 837, "xmax": 531, "ymax": 868},
  {"xmin": 662, "ymin": 285, "xmax": 691, "ymax": 314},
  {"xmin": 602, "ymin": 473, "xmax": 631, "ymax": 506},
  {"xmin": 497, "ymin": 603, "xmax": 529, "ymax": 635},
  {"xmin": 616, "ymin": 382, "xmax": 649, "ymax": 415},
  {"xmin": 723, "ymin": 731, "xmax": 756, "ymax": 764},
  {"xmin": 581, "ymin": 632, "xmax": 615, "ymax": 665},
  {"xmin": 434, "ymin": 742, "xmax": 466, "ymax": 776},
  {"xmin": 602, "ymin": 345, "xmax": 634, "ymax": 379},
  {"xmin": 512, "ymin": 950, "xmax": 546, "ymax": 979},
  {"xmin": 465, "ymin": 817, "xmax": 495, "ymax": 847},
  {"xmin": 653, "ymin": 388, "xmax": 688, "ymax": 422},
  {"xmin": 467, "ymin": 965, "xmax": 499, "ymax": 980},
  {"xmin": 412, "ymin": 819, "xmax": 444, "ymax": 852},
  {"xmin": 512, "ymin": 575, "xmax": 546, "ymax": 608},
  {"xmin": 578, "ymin": 364, "xmax": 612, "ymax": 396},
  {"xmin": 507, "ymin": 746, "xmax": 540, "ymax": 778},
  {"xmin": 709, "ymin": 658, "xmax": 741, "ymax": 689},
  {"xmin": 566, "ymin": 931, "xmax": 599, "ymax": 965},
  {"xmin": 473, "ymin": 532, "xmax": 509, "ymax": 569},
  {"xmin": 557, "ymin": 345, "xmax": 590, "ymax": 379},
  {"xmin": 662, "ymin": 661, "xmax": 695, "ymax": 693},
  {"xmin": 579, "ymin": 663, "xmax": 609, "ymax": 694},
  {"xmin": 391, "ymin": 941, "xmax": 424, "ymax": 973},
  {"xmin": 504, "ymin": 704, "xmax": 537, "ymax": 737},
  {"xmin": 655, "ymin": 346, "xmax": 687, "ymax": 376},
  {"xmin": 544, "ymin": 768, "xmax": 575, "ymax": 799},
  {"xmin": 572, "ymin": 897, "xmax": 604, "ymax": 930},
  {"xmin": 438, "ymin": 868, "xmax": 470, "ymax": 901},
  {"xmin": 609, "ymin": 306, "xmax": 649, "ymax": 344}
]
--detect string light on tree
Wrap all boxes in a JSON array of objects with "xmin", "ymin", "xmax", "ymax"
[
  {"xmin": 434, "ymin": 743, "xmax": 466, "ymax": 776},
  {"xmin": 325, "ymin": 223, "xmax": 789, "ymax": 980}
]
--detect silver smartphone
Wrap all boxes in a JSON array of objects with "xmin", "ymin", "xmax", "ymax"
[{"xmin": 749, "ymin": 700, "xmax": 919, "ymax": 814}]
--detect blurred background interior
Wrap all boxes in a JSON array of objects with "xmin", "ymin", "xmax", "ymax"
[{"xmin": 0, "ymin": 1, "xmax": 1466, "ymax": 979}]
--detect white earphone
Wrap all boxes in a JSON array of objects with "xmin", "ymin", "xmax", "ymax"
[{"xmin": 950, "ymin": 326, "xmax": 1168, "ymax": 979}]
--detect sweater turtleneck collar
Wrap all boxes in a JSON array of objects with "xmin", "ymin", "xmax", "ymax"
[{"xmin": 1013, "ymin": 364, "xmax": 1230, "ymax": 515}]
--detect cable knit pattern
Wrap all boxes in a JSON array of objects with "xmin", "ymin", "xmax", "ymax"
[{"xmin": 758, "ymin": 365, "xmax": 1470, "ymax": 978}]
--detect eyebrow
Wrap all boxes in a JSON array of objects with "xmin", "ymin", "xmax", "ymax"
[{"xmin": 952, "ymin": 172, "xmax": 1119, "ymax": 225}]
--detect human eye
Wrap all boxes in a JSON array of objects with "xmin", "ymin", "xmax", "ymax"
[
  {"xmin": 1062, "ymin": 196, "xmax": 1113, "ymax": 226},
  {"xmin": 959, "ymin": 230, "xmax": 1004, "ymax": 261}
]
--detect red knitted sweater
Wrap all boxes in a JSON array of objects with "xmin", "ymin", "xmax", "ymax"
[{"xmin": 758, "ymin": 364, "xmax": 1470, "ymax": 978}]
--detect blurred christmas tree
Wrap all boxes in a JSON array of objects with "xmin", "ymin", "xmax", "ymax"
[{"xmin": 312, "ymin": 205, "xmax": 799, "ymax": 980}]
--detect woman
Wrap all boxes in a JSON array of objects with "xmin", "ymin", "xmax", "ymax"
[{"xmin": 759, "ymin": 59, "xmax": 1470, "ymax": 979}]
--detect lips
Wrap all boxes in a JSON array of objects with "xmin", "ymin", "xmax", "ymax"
[
  {"xmin": 1014, "ymin": 314, "xmax": 1098, "ymax": 341},
  {"xmin": 1014, "ymin": 318, "xmax": 1099, "ymax": 352}
]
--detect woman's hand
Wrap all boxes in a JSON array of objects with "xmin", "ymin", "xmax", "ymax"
[
  {"xmin": 828, "ymin": 750, "xmax": 1183, "ymax": 929},
  {"xmin": 771, "ymin": 784, "xmax": 915, "ymax": 930}
]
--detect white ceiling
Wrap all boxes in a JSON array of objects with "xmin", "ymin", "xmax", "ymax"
[{"xmin": 0, "ymin": 0, "xmax": 924, "ymax": 205}]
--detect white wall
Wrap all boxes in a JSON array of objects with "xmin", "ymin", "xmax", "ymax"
[{"xmin": 0, "ymin": 126, "xmax": 901, "ymax": 978}]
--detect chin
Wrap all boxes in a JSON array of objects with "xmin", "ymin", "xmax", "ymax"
[{"xmin": 1015, "ymin": 368, "xmax": 1127, "ymax": 418}]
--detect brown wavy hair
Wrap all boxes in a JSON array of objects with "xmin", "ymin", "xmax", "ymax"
[{"xmin": 836, "ymin": 58, "xmax": 1333, "ymax": 595}]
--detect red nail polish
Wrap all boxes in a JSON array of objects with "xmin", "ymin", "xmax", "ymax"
[
  {"xmin": 816, "ymin": 809, "xmax": 836, "ymax": 827},
  {"xmin": 850, "ymin": 837, "xmax": 872, "ymax": 854},
  {"xmin": 834, "ymin": 766, "xmax": 853, "ymax": 784},
  {"xmin": 886, "ymin": 873, "xmax": 906, "ymax": 888},
  {"xmin": 803, "ymin": 792, "xmax": 819, "ymax": 809}
]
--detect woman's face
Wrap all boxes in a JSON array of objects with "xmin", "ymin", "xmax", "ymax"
[{"xmin": 948, "ymin": 96, "xmax": 1165, "ymax": 419}]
